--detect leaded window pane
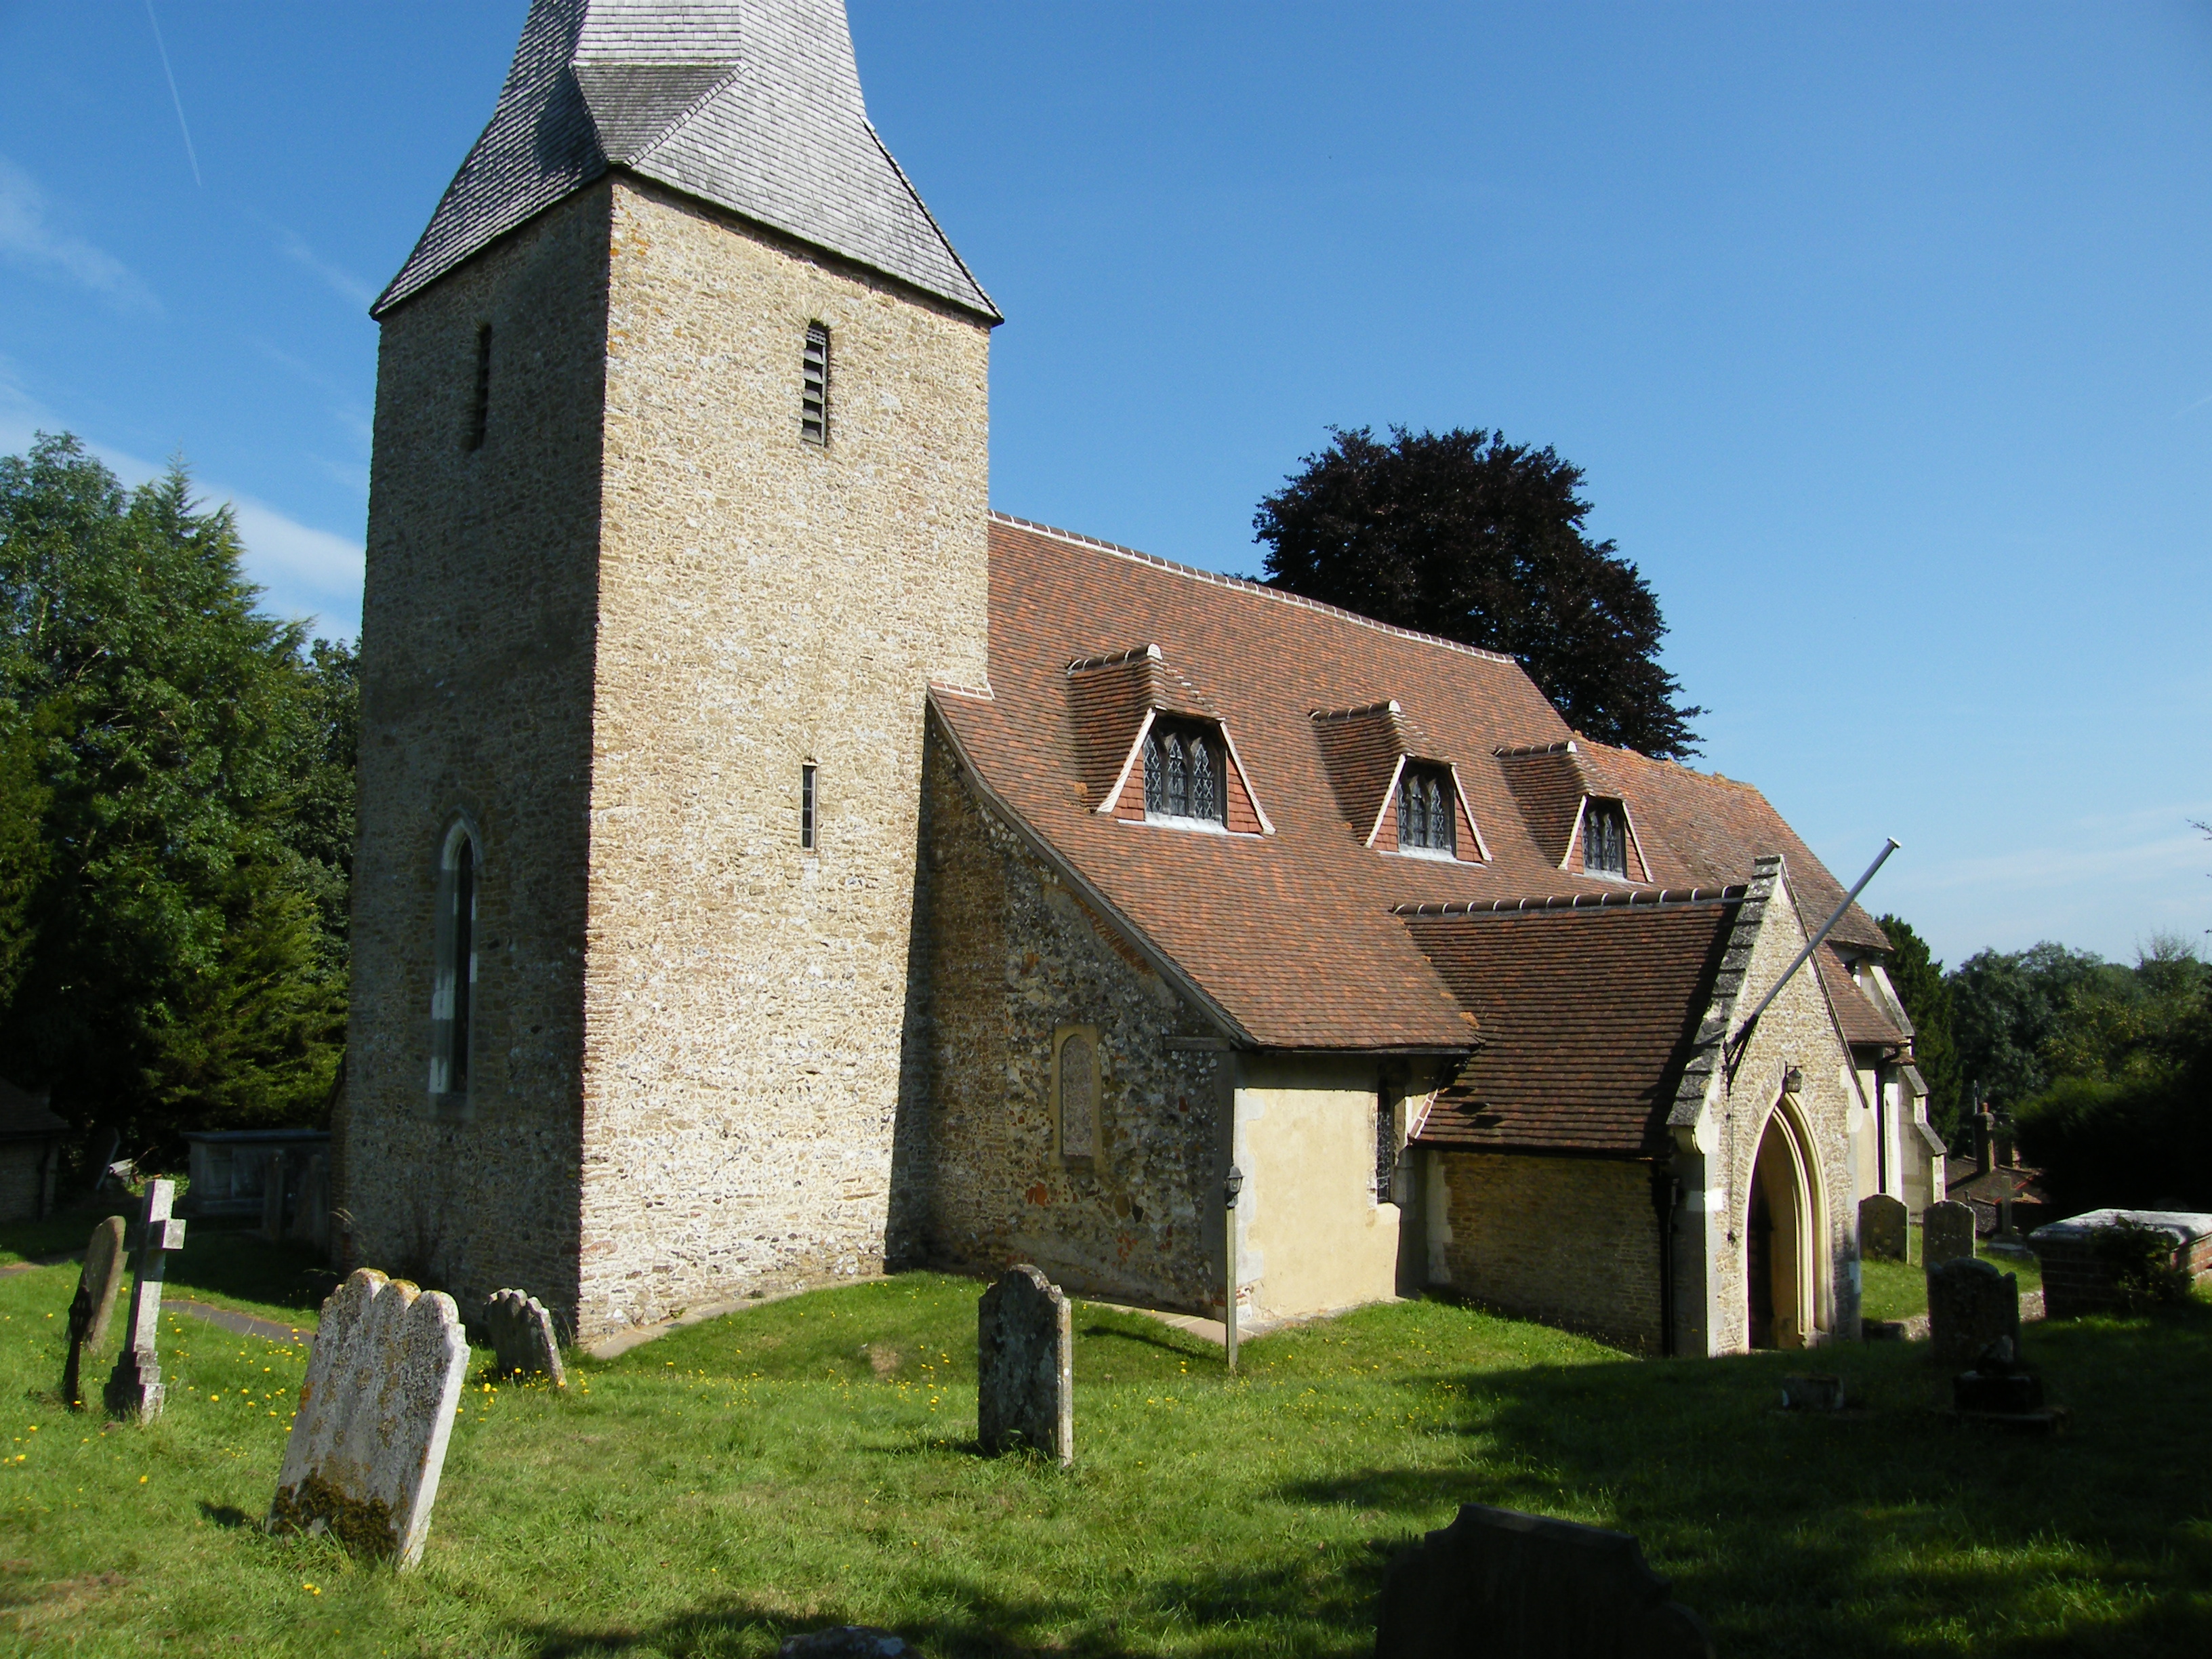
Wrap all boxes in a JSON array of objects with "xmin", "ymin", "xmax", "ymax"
[
  {"xmin": 1144, "ymin": 729, "xmax": 1164, "ymax": 811},
  {"xmin": 1587, "ymin": 804, "xmax": 1627, "ymax": 876},
  {"xmin": 1167, "ymin": 734, "xmax": 1189, "ymax": 817},
  {"xmin": 1193, "ymin": 736, "xmax": 1218, "ymax": 823}
]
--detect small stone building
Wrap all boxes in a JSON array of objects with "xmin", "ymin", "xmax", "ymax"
[
  {"xmin": 0, "ymin": 1076, "xmax": 66, "ymax": 1224},
  {"xmin": 342, "ymin": 0, "xmax": 1931, "ymax": 1356}
]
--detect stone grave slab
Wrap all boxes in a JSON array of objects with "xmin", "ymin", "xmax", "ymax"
[
  {"xmin": 1780, "ymin": 1372, "xmax": 1845, "ymax": 1412},
  {"xmin": 1923, "ymin": 1200, "xmax": 1976, "ymax": 1271},
  {"xmin": 483, "ymin": 1288, "xmax": 566, "ymax": 1387},
  {"xmin": 1375, "ymin": 1502, "xmax": 1713, "ymax": 1659},
  {"xmin": 2028, "ymin": 1208, "xmax": 2212, "ymax": 1318},
  {"xmin": 977, "ymin": 1264, "xmax": 1072, "ymax": 1465},
  {"xmin": 270, "ymin": 1268, "xmax": 468, "ymax": 1568},
  {"xmin": 104, "ymin": 1181, "xmax": 186, "ymax": 1422},
  {"xmin": 1929, "ymin": 1256, "xmax": 2020, "ymax": 1369},
  {"xmin": 1858, "ymin": 1194, "xmax": 1908, "ymax": 1263},
  {"xmin": 62, "ymin": 1215, "xmax": 129, "ymax": 1408}
]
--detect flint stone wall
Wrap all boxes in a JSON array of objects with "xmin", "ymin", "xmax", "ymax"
[{"xmin": 907, "ymin": 722, "xmax": 1227, "ymax": 1314}]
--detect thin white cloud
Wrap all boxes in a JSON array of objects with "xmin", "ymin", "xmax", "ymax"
[
  {"xmin": 0, "ymin": 157, "xmax": 160, "ymax": 312},
  {"xmin": 279, "ymin": 229, "xmax": 377, "ymax": 311},
  {"xmin": 0, "ymin": 398, "xmax": 362, "ymax": 640},
  {"xmin": 2177, "ymin": 390, "xmax": 2212, "ymax": 419}
]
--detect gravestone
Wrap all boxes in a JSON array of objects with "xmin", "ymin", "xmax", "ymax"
[
  {"xmin": 1929, "ymin": 1256, "xmax": 2020, "ymax": 1369},
  {"xmin": 62, "ymin": 1216, "xmax": 129, "ymax": 1408},
  {"xmin": 104, "ymin": 1180, "xmax": 187, "ymax": 1422},
  {"xmin": 1780, "ymin": 1372, "xmax": 1845, "ymax": 1412},
  {"xmin": 1859, "ymin": 1194, "xmax": 1908, "ymax": 1263},
  {"xmin": 270, "ymin": 1268, "xmax": 469, "ymax": 1568},
  {"xmin": 1375, "ymin": 1502, "xmax": 1713, "ymax": 1659},
  {"xmin": 977, "ymin": 1264, "xmax": 1072, "ymax": 1466},
  {"xmin": 778, "ymin": 1629, "xmax": 914, "ymax": 1659},
  {"xmin": 288, "ymin": 1153, "xmax": 330, "ymax": 1251},
  {"xmin": 483, "ymin": 1288, "xmax": 566, "ymax": 1386},
  {"xmin": 1923, "ymin": 1200, "xmax": 1976, "ymax": 1271}
]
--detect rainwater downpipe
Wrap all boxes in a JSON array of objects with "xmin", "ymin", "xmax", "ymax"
[{"xmin": 1652, "ymin": 1164, "xmax": 1681, "ymax": 1358}]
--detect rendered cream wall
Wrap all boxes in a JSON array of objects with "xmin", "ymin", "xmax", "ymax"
[{"xmin": 1234, "ymin": 1056, "xmax": 1400, "ymax": 1320}]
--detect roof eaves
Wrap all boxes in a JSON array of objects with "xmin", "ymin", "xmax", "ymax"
[{"xmin": 927, "ymin": 692, "xmax": 1254, "ymax": 1046}]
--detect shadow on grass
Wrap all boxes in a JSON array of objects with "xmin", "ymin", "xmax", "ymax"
[
  {"xmin": 511, "ymin": 1557, "xmax": 1382, "ymax": 1659},
  {"xmin": 196, "ymin": 1502, "xmax": 253, "ymax": 1530},
  {"xmin": 1271, "ymin": 1305, "xmax": 2212, "ymax": 1656}
]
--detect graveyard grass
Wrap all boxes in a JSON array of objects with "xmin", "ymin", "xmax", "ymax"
[{"xmin": 3, "ymin": 1224, "xmax": 2209, "ymax": 1658}]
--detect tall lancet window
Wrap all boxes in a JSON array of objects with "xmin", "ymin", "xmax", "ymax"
[{"xmin": 431, "ymin": 821, "xmax": 479, "ymax": 1103}]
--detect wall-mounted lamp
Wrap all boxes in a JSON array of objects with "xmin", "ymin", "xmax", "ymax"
[{"xmin": 1784, "ymin": 1066, "xmax": 1804, "ymax": 1094}]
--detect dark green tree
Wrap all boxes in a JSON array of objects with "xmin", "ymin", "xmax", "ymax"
[
  {"xmin": 1254, "ymin": 426, "xmax": 1703, "ymax": 758},
  {"xmin": 1946, "ymin": 942, "xmax": 2106, "ymax": 1111},
  {"xmin": 0, "ymin": 433, "xmax": 349, "ymax": 1159},
  {"xmin": 1874, "ymin": 914, "xmax": 1963, "ymax": 1143}
]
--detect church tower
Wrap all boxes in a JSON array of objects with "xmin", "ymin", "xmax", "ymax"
[{"xmin": 344, "ymin": 0, "xmax": 998, "ymax": 1338}]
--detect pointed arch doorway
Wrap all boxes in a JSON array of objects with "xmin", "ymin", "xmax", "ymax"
[{"xmin": 1746, "ymin": 1103, "xmax": 1822, "ymax": 1349}]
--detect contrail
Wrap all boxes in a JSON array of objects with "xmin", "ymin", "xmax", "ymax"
[{"xmin": 143, "ymin": 1, "xmax": 201, "ymax": 188}]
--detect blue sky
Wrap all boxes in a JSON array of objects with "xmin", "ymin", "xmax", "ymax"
[{"xmin": 2, "ymin": 2, "xmax": 2207, "ymax": 966}]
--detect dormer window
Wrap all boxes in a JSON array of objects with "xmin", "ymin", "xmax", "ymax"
[
  {"xmin": 1143, "ymin": 720, "xmax": 1225, "ymax": 826},
  {"xmin": 1584, "ymin": 800, "xmax": 1629, "ymax": 878},
  {"xmin": 1396, "ymin": 765, "xmax": 1456, "ymax": 856}
]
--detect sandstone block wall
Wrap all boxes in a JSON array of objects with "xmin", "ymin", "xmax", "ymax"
[
  {"xmin": 343, "ymin": 187, "xmax": 613, "ymax": 1327},
  {"xmin": 911, "ymin": 720, "xmax": 1228, "ymax": 1314},
  {"xmin": 1435, "ymin": 1151, "xmax": 1664, "ymax": 1351},
  {"xmin": 571, "ymin": 181, "xmax": 993, "ymax": 1336}
]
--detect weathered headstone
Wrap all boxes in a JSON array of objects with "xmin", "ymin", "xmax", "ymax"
[
  {"xmin": 977, "ymin": 1264, "xmax": 1072, "ymax": 1465},
  {"xmin": 1780, "ymin": 1372, "xmax": 1845, "ymax": 1412},
  {"xmin": 1923, "ymin": 1199, "xmax": 1976, "ymax": 1271},
  {"xmin": 1929, "ymin": 1256, "xmax": 2020, "ymax": 1369},
  {"xmin": 62, "ymin": 1216, "xmax": 129, "ymax": 1408},
  {"xmin": 1375, "ymin": 1502, "xmax": 1713, "ymax": 1659},
  {"xmin": 288, "ymin": 1153, "xmax": 330, "ymax": 1250},
  {"xmin": 778, "ymin": 1629, "xmax": 914, "ymax": 1659},
  {"xmin": 1859, "ymin": 1194, "xmax": 1908, "ymax": 1263},
  {"xmin": 483, "ymin": 1288, "xmax": 566, "ymax": 1387},
  {"xmin": 270, "ymin": 1268, "xmax": 468, "ymax": 1568},
  {"xmin": 104, "ymin": 1180, "xmax": 187, "ymax": 1422}
]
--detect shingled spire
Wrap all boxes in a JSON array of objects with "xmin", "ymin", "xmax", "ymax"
[{"xmin": 374, "ymin": 0, "xmax": 997, "ymax": 321}]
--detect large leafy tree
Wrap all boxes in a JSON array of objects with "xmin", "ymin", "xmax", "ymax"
[
  {"xmin": 1946, "ymin": 942, "xmax": 2107, "ymax": 1110},
  {"xmin": 0, "ymin": 434, "xmax": 352, "ymax": 1159},
  {"xmin": 1874, "ymin": 914, "xmax": 1964, "ymax": 1144},
  {"xmin": 1254, "ymin": 426, "xmax": 1703, "ymax": 758}
]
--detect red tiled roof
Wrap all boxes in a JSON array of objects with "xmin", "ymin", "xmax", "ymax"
[
  {"xmin": 929, "ymin": 515, "xmax": 1890, "ymax": 1050},
  {"xmin": 1815, "ymin": 947, "xmax": 1906, "ymax": 1050},
  {"xmin": 1406, "ymin": 899, "xmax": 1740, "ymax": 1156}
]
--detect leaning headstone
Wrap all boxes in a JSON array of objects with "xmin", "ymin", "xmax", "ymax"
[
  {"xmin": 104, "ymin": 1180, "xmax": 187, "ymax": 1422},
  {"xmin": 1859, "ymin": 1194, "xmax": 1908, "ymax": 1263},
  {"xmin": 270, "ymin": 1268, "xmax": 468, "ymax": 1568},
  {"xmin": 1929, "ymin": 1256, "xmax": 2020, "ymax": 1369},
  {"xmin": 977, "ymin": 1264, "xmax": 1073, "ymax": 1466},
  {"xmin": 62, "ymin": 1216, "xmax": 129, "ymax": 1408},
  {"xmin": 483, "ymin": 1288, "xmax": 566, "ymax": 1387},
  {"xmin": 1923, "ymin": 1199, "xmax": 1976, "ymax": 1271},
  {"xmin": 1375, "ymin": 1502, "xmax": 1713, "ymax": 1659}
]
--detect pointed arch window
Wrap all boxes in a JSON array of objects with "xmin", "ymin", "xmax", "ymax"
[
  {"xmin": 1143, "ymin": 720, "xmax": 1225, "ymax": 826},
  {"xmin": 430, "ymin": 820, "xmax": 479, "ymax": 1103},
  {"xmin": 1583, "ymin": 800, "xmax": 1629, "ymax": 879},
  {"xmin": 1396, "ymin": 764, "xmax": 1456, "ymax": 856}
]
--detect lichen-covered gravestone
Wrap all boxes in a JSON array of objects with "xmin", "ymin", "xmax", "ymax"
[
  {"xmin": 977, "ymin": 1264, "xmax": 1073, "ymax": 1466},
  {"xmin": 270, "ymin": 1269, "xmax": 468, "ymax": 1568},
  {"xmin": 1929, "ymin": 1257, "xmax": 2020, "ymax": 1369},
  {"xmin": 1859, "ymin": 1194, "xmax": 1908, "ymax": 1263},
  {"xmin": 483, "ymin": 1288, "xmax": 565, "ymax": 1386},
  {"xmin": 1375, "ymin": 1502, "xmax": 1714, "ymax": 1659},
  {"xmin": 104, "ymin": 1180, "xmax": 186, "ymax": 1422},
  {"xmin": 1923, "ymin": 1199, "xmax": 1977, "ymax": 1271},
  {"xmin": 62, "ymin": 1216, "xmax": 129, "ymax": 1408}
]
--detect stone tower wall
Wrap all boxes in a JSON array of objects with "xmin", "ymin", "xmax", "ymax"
[
  {"xmin": 572, "ymin": 179, "xmax": 993, "ymax": 1337},
  {"xmin": 342, "ymin": 187, "xmax": 613, "ymax": 1326}
]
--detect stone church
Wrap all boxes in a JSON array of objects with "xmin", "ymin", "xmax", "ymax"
[{"xmin": 340, "ymin": 0, "xmax": 1944, "ymax": 1357}]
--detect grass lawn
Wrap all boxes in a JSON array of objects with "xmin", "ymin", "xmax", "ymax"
[
  {"xmin": 1860, "ymin": 1225, "xmax": 2047, "ymax": 1325},
  {"xmin": 4, "ymin": 1216, "xmax": 2210, "ymax": 1658}
]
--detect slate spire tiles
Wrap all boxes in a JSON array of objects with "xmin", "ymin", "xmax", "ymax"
[{"xmin": 375, "ymin": 0, "xmax": 998, "ymax": 323}]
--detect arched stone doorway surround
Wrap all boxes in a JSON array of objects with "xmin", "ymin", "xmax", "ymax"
[{"xmin": 1745, "ymin": 1092, "xmax": 1826, "ymax": 1349}]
